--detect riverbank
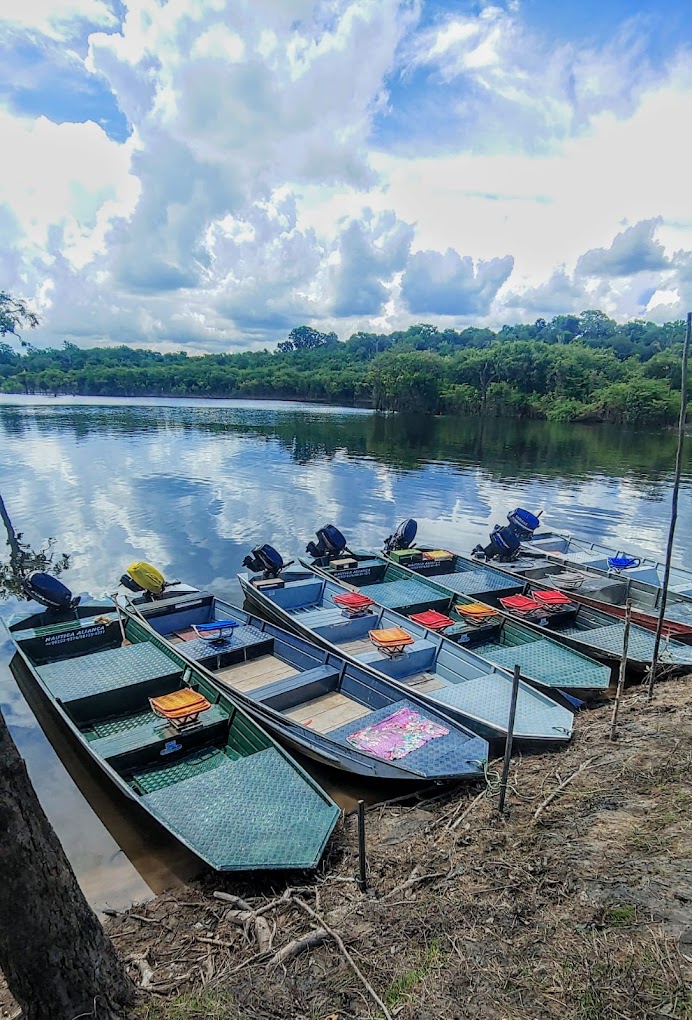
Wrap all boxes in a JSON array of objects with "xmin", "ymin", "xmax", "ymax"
[
  {"xmin": 1, "ymin": 314, "xmax": 686, "ymax": 424},
  {"xmin": 5, "ymin": 677, "xmax": 688, "ymax": 1020}
]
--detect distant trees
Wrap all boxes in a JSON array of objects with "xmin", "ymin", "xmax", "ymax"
[
  {"xmin": 277, "ymin": 325, "xmax": 338, "ymax": 352},
  {"xmin": 0, "ymin": 307, "xmax": 688, "ymax": 425}
]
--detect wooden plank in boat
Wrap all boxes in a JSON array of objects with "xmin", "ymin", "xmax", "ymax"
[
  {"xmin": 405, "ymin": 672, "xmax": 446, "ymax": 693},
  {"xmin": 340, "ymin": 636, "xmax": 381, "ymax": 656},
  {"xmin": 215, "ymin": 655, "xmax": 299, "ymax": 693},
  {"xmin": 286, "ymin": 693, "xmax": 370, "ymax": 734}
]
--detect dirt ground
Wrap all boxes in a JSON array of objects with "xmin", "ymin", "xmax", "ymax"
[{"xmin": 2, "ymin": 676, "xmax": 691, "ymax": 1020}]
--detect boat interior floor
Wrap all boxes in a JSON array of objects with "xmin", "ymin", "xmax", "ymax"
[{"xmin": 169, "ymin": 639, "xmax": 387, "ymax": 737}]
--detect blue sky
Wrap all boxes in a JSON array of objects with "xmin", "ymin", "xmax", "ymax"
[{"xmin": 1, "ymin": 0, "xmax": 691, "ymax": 350}]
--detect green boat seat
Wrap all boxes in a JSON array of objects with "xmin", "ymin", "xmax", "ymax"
[
  {"xmin": 88, "ymin": 704, "xmax": 229, "ymax": 770},
  {"xmin": 38, "ymin": 642, "xmax": 182, "ymax": 723}
]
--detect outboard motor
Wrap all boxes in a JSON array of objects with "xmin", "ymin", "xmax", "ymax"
[
  {"xmin": 120, "ymin": 561, "xmax": 167, "ymax": 597},
  {"xmin": 473, "ymin": 508, "xmax": 541, "ymax": 563},
  {"xmin": 305, "ymin": 525, "xmax": 350, "ymax": 563},
  {"xmin": 22, "ymin": 571, "xmax": 80, "ymax": 612},
  {"xmin": 383, "ymin": 519, "xmax": 418, "ymax": 555},
  {"xmin": 506, "ymin": 508, "xmax": 541, "ymax": 541},
  {"xmin": 242, "ymin": 544, "xmax": 294, "ymax": 579}
]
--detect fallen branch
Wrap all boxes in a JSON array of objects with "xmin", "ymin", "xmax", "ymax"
[
  {"xmin": 104, "ymin": 907, "xmax": 161, "ymax": 926},
  {"xmin": 150, "ymin": 969, "xmax": 195, "ymax": 995},
  {"xmin": 294, "ymin": 897, "xmax": 393, "ymax": 1020},
  {"xmin": 384, "ymin": 868, "xmax": 446, "ymax": 900},
  {"xmin": 212, "ymin": 891, "xmax": 252, "ymax": 910},
  {"xmin": 269, "ymin": 927, "xmax": 330, "ymax": 965},
  {"xmin": 126, "ymin": 951, "xmax": 154, "ymax": 989},
  {"xmin": 448, "ymin": 789, "xmax": 487, "ymax": 832},
  {"xmin": 533, "ymin": 758, "xmax": 599, "ymax": 822}
]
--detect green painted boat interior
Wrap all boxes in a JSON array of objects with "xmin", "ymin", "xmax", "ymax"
[
  {"xmin": 12, "ymin": 603, "xmax": 339, "ymax": 871},
  {"xmin": 316, "ymin": 556, "xmax": 611, "ymax": 690}
]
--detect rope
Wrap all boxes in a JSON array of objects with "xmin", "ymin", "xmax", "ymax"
[{"xmin": 468, "ymin": 759, "xmax": 502, "ymax": 796}]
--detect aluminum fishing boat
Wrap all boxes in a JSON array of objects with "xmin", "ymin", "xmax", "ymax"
[
  {"xmin": 465, "ymin": 509, "xmax": 692, "ymax": 640},
  {"xmin": 118, "ymin": 570, "xmax": 490, "ymax": 782},
  {"xmin": 8, "ymin": 572, "xmax": 339, "ymax": 872},
  {"xmin": 378, "ymin": 518, "xmax": 692, "ymax": 673},
  {"xmin": 236, "ymin": 561, "xmax": 574, "ymax": 748},
  {"xmin": 291, "ymin": 526, "xmax": 611, "ymax": 692}
]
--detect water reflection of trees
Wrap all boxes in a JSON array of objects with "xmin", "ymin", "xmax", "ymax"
[
  {"xmin": 0, "ymin": 493, "xmax": 71, "ymax": 601},
  {"xmin": 0, "ymin": 404, "xmax": 686, "ymax": 483}
]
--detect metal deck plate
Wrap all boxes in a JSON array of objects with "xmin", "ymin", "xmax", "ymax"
[
  {"xmin": 558, "ymin": 623, "xmax": 692, "ymax": 665},
  {"xmin": 37, "ymin": 642, "xmax": 178, "ymax": 701},
  {"xmin": 433, "ymin": 569, "xmax": 521, "ymax": 597},
  {"xmin": 362, "ymin": 579, "xmax": 448, "ymax": 611},
  {"xmin": 327, "ymin": 699, "xmax": 486, "ymax": 778},
  {"xmin": 141, "ymin": 747, "xmax": 340, "ymax": 870},
  {"xmin": 176, "ymin": 624, "xmax": 271, "ymax": 663},
  {"xmin": 473, "ymin": 638, "xmax": 610, "ymax": 689},
  {"xmin": 432, "ymin": 676, "xmax": 573, "ymax": 739}
]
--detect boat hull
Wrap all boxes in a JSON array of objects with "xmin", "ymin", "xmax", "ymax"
[
  {"xmin": 238, "ymin": 573, "xmax": 575, "ymax": 748},
  {"xmin": 8, "ymin": 600, "xmax": 340, "ymax": 872}
]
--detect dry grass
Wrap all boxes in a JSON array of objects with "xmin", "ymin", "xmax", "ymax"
[{"xmin": 3, "ymin": 677, "xmax": 691, "ymax": 1020}]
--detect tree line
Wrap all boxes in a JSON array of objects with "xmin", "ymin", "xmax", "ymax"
[{"xmin": 1, "ymin": 307, "xmax": 689, "ymax": 426}]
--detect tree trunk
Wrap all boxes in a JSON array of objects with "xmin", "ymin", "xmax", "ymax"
[
  {"xmin": 0, "ymin": 493, "xmax": 22, "ymax": 563},
  {"xmin": 0, "ymin": 710, "xmax": 135, "ymax": 1020}
]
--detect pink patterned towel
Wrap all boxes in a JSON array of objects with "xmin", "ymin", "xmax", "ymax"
[{"xmin": 346, "ymin": 707, "xmax": 449, "ymax": 761}]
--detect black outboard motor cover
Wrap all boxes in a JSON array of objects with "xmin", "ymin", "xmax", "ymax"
[
  {"xmin": 22, "ymin": 571, "xmax": 80, "ymax": 612},
  {"xmin": 120, "ymin": 573, "xmax": 144, "ymax": 593},
  {"xmin": 383, "ymin": 518, "xmax": 418, "ymax": 554},
  {"xmin": 242, "ymin": 544, "xmax": 293, "ymax": 578},
  {"xmin": 306, "ymin": 525, "xmax": 348, "ymax": 561}
]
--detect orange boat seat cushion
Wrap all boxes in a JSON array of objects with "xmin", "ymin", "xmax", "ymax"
[
  {"xmin": 455, "ymin": 602, "xmax": 500, "ymax": 618},
  {"xmin": 150, "ymin": 687, "xmax": 211, "ymax": 721},
  {"xmin": 369, "ymin": 626, "xmax": 415, "ymax": 649}
]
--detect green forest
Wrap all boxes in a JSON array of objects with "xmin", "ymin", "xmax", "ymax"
[{"xmin": 0, "ymin": 312, "xmax": 688, "ymax": 425}]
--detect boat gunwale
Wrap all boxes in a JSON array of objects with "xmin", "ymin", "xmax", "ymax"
[
  {"xmin": 236, "ymin": 571, "xmax": 574, "ymax": 745},
  {"xmin": 8, "ymin": 600, "xmax": 340, "ymax": 871},
  {"xmin": 125, "ymin": 594, "xmax": 491, "ymax": 782}
]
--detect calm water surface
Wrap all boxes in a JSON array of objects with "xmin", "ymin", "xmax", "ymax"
[{"xmin": 2, "ymin": 395, "xmax": 691, "ymax": 910}]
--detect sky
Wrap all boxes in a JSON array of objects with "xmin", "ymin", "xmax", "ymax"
[{"xmin": 1, "ymin": 0, "xmax": 692, "ymax": 352}]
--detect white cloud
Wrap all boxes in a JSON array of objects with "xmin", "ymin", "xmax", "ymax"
[
  {"xmin": 1, "ymin": 0, "xmax": 692, "ymax": 347},
  {"xmin": 0, "ymin": 0, "xmax": 116, "ymax": 39},
  {"xmin": 401, "ymin": 248, "xmax": 513, "ymax": 316}
]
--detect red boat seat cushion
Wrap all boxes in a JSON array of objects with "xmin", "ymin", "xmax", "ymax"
[
  {"xmin": 499, "ymin": 594, "xmax": 542, "ymax": 613},
  {"xmin": 333, "ymin": 592, "xmax": 375, "ymax": 610},
  {"xmin": 409, "ymin": 610, "xmax": 455, "ymax": 631},
  {"xmin": 533, "ymin": 589, "xmax": 573, "ymax": 607}
]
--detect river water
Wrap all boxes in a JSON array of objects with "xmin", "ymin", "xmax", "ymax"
[{"xmin": 1, "ymin": 395, "xmax": 691, "ymax": 911}]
